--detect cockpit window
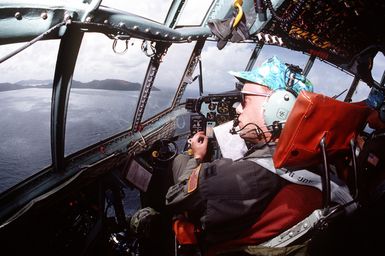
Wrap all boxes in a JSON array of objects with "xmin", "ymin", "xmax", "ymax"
[
  {"xmin": 351, "ymin": 53, "xmax": 384, "ymax": 102},
  {"xmin": 101, "ymin": 0, "xmax": 173, "ymax": 23},
  {"xmin": 257, "ymin": 45, "xmax": 309, "ymax": 71},
  {"xmin": 307, "ymin": 59, "xmax": 354, "ymax": 100},
  {"xmin": 142, "ymin": 42, "xmax": 196, "ymax": 121},
  {"xmin": 200, "ymin": 40, "xmax": 255, "ymax": 94},
  {"xmin": 66, "ymin": 34, "xmax": 149, "ymax": 156},
  {"xmin": 351, "ymin": 81, "xmax": 371, "ymax": 102},
  {"xmin": 0, "ymin": 40, "xmax": 59, "ymax": 193},
  {"xmin": 177, "ymin": 0, "xmax": 215, "ymax": 26},
  {"xmin": 372, "ymin": 53, "xmax": 385, "ymax": 83}
]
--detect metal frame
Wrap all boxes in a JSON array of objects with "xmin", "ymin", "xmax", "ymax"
[
  {"xmin": 344, "ymin": 75, "xmax": 360, "ymax": 102},
  {"xmin": 172, "ymin": 39, "xmax": 206, "ymax": 107},
  {"xmin": 245, "ymin": 41, "xmax": 264, "ymax": 71},
  {"xmin": 132, "ymin": 43, "xmax": 171, "ymax": 133},
  {"xmin": 51, "ymin": 26, "xmax": 84, "ymax": 172}
]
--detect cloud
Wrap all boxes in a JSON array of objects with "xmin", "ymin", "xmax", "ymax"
[
  {"xmin": 101, "ymin": 0, "xmax": 172, "ymax": 23},
  {"xmin": 0, "ymin": 41, "xmax": 58, "ymax": 83},
  {"xmin": 74, "ymin": 35, "xmax": 151, "ymax": 83},
  {"xmin": 373, "ymin": 53, "xmax": 385, "ymax": 82},
  {"xmin": 200, "ymin": 41, "xmax": 255, "ymax": 92},
  {"xmin": 177, "ymin": 0, "xmax": 215, "ymax": 25}
]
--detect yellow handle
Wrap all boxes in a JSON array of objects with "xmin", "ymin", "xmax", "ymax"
[{"xmin": 233, "ymin": 0, "xmax": 244, "ymax": 28}]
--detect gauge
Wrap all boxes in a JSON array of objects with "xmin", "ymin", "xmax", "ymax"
[
  {"xmin": 217, "ymin": 101, "xmax": 229, "ymax": 114},
  {"xmin": 208, "ymin": 102, "xmax": 216, "ymax": 111},
  {"xmin": 207, "ymin": 112, "xmax": 216, "ymax": 120},
  {"xmin": 216, "ymin": 114, "xmax": 228, "ymax": 124}
]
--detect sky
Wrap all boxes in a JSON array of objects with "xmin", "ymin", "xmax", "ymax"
[{"xmin": 0, "ymin": 0, "xmax": 384, "ymax": 100}]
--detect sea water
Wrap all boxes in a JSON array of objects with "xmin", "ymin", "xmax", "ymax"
[{"xmin": 0, "ymin": 88, "xmax": 171, "ymax": 193}]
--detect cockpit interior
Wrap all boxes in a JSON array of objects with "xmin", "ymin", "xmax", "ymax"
[{"xmin": 0, "ymin": 0, "xmax": 385, "ymax": 255}]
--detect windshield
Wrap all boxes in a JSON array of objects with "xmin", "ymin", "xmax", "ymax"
[
  {"xmin": 143, "ymin": 42, "xmax": 196, "ymax": 121},
  {"xmin": 66, "ymin": 34, "xmax": 150, "ymax": 156},
  {"xmin": 177, "ymin": 0, "xmax": 215, "ymax": 26},
  {"xmin": 0, "ymin": 40, "xmax": 59, "ymax": 193}
]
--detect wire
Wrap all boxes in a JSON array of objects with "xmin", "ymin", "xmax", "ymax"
[{"xmin": 232, "ymin": 122, "xmax": 270, "ymax": 143}]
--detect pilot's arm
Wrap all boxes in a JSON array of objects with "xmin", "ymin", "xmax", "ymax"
[{"xmin": 171, "ymin": 132, "xmax": 208, "ymax": 183}]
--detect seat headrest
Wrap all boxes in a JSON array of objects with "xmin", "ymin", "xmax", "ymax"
[{"xmin": 273, "ymin": 91, "xmax": 371, "ymax": 169}]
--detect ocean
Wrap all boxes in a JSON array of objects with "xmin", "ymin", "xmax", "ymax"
[{"xmin": 0, "ymin": 88, "xmax": 172, "ymax": 193}]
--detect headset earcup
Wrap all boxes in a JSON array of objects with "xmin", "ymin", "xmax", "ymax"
[{"xmin": 263, "ymin": 89, "xmax": 297, "ymax": 128}]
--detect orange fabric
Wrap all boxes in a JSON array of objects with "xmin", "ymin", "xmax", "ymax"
[
  {"xmin": 173, "ymin": 184, "xmax": 322, "ymax": 255},
  {"xmin": 187, "ymin": 164, "xmax": 202, "ymax": 193},
  {"xmin": 173, "ymin": 218, "xmax": 198, "ymax": 244},
  {"xmin": 273, "ymin": 91, "xmax": 371, "ymax": 169}
]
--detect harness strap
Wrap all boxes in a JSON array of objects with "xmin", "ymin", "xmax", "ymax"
[{"xmin": 248, "ymin": 157, "xmax": 356, "ymax": 213}]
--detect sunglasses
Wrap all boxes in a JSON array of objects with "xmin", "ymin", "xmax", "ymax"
[{"xmin": 240, "ymin": 90, "xmax": 271, "ymax": 107}]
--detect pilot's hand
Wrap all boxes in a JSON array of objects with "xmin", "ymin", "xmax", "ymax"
[{"xmin": 190, "ymin": 131, "xmax": 208, "ymax": 161}]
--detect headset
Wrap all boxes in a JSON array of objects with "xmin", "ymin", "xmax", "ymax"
[{"xmin": 231, "ymin": 64, "xmax": 303, "ymax": 143}]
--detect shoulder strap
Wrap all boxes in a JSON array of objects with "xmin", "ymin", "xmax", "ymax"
[{"xmin": 248, "ymin": 157, "xmax": 356, "ymax": 212}]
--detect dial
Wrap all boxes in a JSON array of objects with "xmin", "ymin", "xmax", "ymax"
[
  {"xmin": 217, "ymin": 101, "xmax": 229, "ymax": 114},
  {"xmin": 207, "ymin": 112, "xmax": 216, "ymax": 120},
  {"xmin": 208, "ymin": 102, "xmax": 216, "ymax": 111},
  {"xmin": 216, "ymin": 114, "xmax": 228, "ymax": 124}
]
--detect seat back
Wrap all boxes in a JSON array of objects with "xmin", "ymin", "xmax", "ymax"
[{"xmin": 273, "ymin": 91, "xmax": 371, "ymax": 169}]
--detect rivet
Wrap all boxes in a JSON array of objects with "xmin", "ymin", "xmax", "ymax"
[
  {"xmin": 289, "ymin": 231, "xmax": 294, "ymax": 237},
  {"xmin": 164, "ymin": 34, "xmax": 168, "ymax": 38},
  {"xmin": 104, "ymin": 19, "xmax": 109, "ymax": 24},
  {"xmin": 155, "ymin": 31, "xmax": 160, "ymax": 35},
  {"xmin": 40, "ymin": 12, "xmax": 48, "ymax": 20},
  {"xmin": 303, "ymin": 223, "xmax": 308, "ymax": 229},
  {"xmin": 85, "ymin": 16, "xmax": 92, "ymax": 22},
  {"xmin": 172, "ymin": 36, "xmax": 176, "ymax": 40},
  {"xmin": 132, "ymin": 25, "xmax": 138, "ymax": 30},
  {"xmin": 284, "ymin": 94, "xmax": 290, "ymax": 101},
  {"xmin": 15, "ymin": 12, "xmax": 22, "ymax": 20},
  {"xmin": 145, "ymin": 28, "xmax": 150, "ymax": 33},
  {"xmin": 187, "ymin": 36, "xmax": 192, "ymax": 42},
  {"xmin": 64, "ymin": 12, "xmax": 72, "ymax": 21}
]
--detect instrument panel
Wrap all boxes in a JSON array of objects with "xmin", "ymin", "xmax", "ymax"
[{"xmin": 185, "ymin": 91, "xmax": 241, "ymax": 137}]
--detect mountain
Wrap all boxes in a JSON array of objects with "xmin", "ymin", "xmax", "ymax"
[
  {"xmin": 72, "ymin": 79, "xmax": 144, "ymax": 91},
  {"xmin": 15, "ymin": 80, "xmax": 52, "ymax": 86},
  {"xmin": 0, "ymin": 83, "xmax": 24, "ymax": 91},
  {"xmin": 0, "ymin": 79, "xmax": 160, "ymax": 92}
]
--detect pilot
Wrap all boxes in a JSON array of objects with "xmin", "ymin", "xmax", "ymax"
[{"xmin": 164, "ymin": 56, "xmax": 315, "ymax": 244}]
